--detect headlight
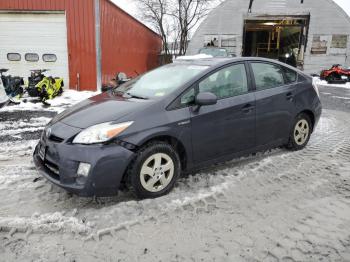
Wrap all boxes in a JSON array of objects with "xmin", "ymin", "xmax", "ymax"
[{"xmin": 73, "ymin": 121, "xmax": 134, "ymax": 144}]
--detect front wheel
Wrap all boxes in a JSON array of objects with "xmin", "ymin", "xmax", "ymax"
[
  {"xmin": 287, "ymin": 113, "xmax": 312, "ymax": 150},
  {"xmin": 127, "ymin": 142, "xmax": 181, "ymax": 199}
]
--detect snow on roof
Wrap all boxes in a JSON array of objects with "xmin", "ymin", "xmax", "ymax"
[{"xmin": 176, "ymin": 54, "xmax": 214, "ymax": 60}]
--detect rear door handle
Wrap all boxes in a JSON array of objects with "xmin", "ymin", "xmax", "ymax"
[
  {"xmin": 242, "ymin": 104, "xmax": 255, "ymax": 113},
  {"xmin": 286, "ymin": 92, "xmax": 294, "ymax": 101}
]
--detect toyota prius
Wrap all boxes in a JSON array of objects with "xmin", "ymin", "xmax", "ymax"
[{"xmin": 34, "ymin": 57, "xmax": 322, "ymax": 199}]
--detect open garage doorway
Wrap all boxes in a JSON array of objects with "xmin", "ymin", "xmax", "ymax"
[{"xmin": 243, "ymin": 15, "xmax": 309, "ymax": 68}]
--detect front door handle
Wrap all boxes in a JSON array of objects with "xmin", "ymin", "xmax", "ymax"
[
  {"xmin": 286, "ymin": 92, "xmax": 294, "ymax": 101},
  {"xmin": 242, "ymin": 104, "xmax": 255, "ymax": 113}
]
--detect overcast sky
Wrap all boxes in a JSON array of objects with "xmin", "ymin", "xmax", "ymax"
[{"xmin": 112, "ymin": 0, "xmax": 350, "ymax": 32}]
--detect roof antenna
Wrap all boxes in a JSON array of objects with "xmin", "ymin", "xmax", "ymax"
[
  {"xmin": 248, "ymin": 0, "xmax": 254, "ymax": 13},
  {"xmin": 301, "ymin": 0, "xmax": 304, "ymax": 3}
]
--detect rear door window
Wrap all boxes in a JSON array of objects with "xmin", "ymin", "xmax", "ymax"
[{"xmin": 251, "ymin": 62, "xmax": 284, "ymax": 91}]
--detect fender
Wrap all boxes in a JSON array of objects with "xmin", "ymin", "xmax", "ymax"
[{"xmin": 121, "ymin": 125, "xmax": 194, "ymax": 169}]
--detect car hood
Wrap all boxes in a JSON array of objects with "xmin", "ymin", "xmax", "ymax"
[{"xmin": 51, "ymin": 92, "xmax": 152, "ymax": 129}]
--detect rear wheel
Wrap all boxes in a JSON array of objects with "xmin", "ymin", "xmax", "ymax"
[
  {"xmin": 287, "ymin": 113, "xmax": 312, "ymax": 150},
  {"xmin": 127, "ymin": 142, "xmax": 181, "ymax": 199}
]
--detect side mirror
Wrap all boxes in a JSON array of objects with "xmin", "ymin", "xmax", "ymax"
[
  {"xmin": 195, "ymin": 92, "xmax": 217, "ymax": 106},
  {"xmin": 117, "ymin": 72, "xmax": 128, "ymax": 84}
]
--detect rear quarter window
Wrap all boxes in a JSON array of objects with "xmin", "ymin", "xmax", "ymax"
[
  {"xmin": 298, "ymin": 74, "xmax": 308, "ymax": 83},
  {"xmin": 282, "ymin": 66, "xmax": 297, "ymax": 84}
]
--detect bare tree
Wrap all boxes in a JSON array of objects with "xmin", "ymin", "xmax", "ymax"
[
  {"xmin": 135, "ymin": 0, "xmax": 172, "ymax": 56},
  {"xmin": 171, "ymin": 0, "xmax": 214, "ymax": 55},
  {"xmin": 135, "ymin": 0, "xmax": 220, "ymax": 58}
]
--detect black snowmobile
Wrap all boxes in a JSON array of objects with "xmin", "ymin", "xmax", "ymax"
[
  {"xmin": 0, "ymin": 69, "xmax": 24, "ymax": 99},
  {"xmin": 27, "ymin": 69, "xmax": 48, "ymax": 97}
]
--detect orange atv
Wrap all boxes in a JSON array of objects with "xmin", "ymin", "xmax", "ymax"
[{"xmin": 320, "ymin": 64, "xmax": 350, "ymax": 83}]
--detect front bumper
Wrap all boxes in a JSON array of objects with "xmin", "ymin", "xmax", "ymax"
[{"xmin": 33, "ymin": 131, "xmax": 135, "ymax": 197}]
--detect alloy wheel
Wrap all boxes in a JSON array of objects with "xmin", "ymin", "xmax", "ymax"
[
  {"xmin": 294, "ymin": 119, "xmax": 310, "ymax": 146},
  {"xmin": 140, "ymin": 153, "xmax": 175, "ymax": 193}
]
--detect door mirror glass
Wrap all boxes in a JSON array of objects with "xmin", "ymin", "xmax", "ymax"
[{"xmin": 195, "ymin": 92, "xmax": 217, "ymax": 106}]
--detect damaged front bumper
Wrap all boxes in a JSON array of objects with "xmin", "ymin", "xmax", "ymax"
[{"xmin": 33, "ymin": 123, "xmax": 135, "ymax": 197}]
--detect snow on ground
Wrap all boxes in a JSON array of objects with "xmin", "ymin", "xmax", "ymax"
[
  {"xmin": 0, "ymin": 90, "xmax": 99, "ymax": 113},
  {"xmin": 0, "ymin": 110, "xmax": 350, "ymax": 261},
  {"xmin": 313, "ymin": 76, "xmax": 350, "ymax": 89},
  {"xmin": 0, "ymin": 88, "xmax": 350, "ymax": 261}
]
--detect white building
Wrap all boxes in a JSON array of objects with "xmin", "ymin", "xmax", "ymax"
[{"xmin": 187, "ymin": 0, "xmax": 350, "ymax": 74}]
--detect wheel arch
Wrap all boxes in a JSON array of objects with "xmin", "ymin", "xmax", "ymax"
[
  {"xmin": 137, "ymin": 135, "xmax": 188, "ymax": 171},
  {"xmin": 119, "ymin": 134, "xmax": 189, "ymax": 190},
  {"xmin": 298, "ymin": 109, "xmax": 315, "ymax": 132}
]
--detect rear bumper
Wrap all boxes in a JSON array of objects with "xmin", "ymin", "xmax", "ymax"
[
  {"xmin": 33, "ymin": 138, "xmax": 135, "ymax": 197},
  {"xmin": 313, "ymin": 100, "xmax": 322, "ymax": 131}
]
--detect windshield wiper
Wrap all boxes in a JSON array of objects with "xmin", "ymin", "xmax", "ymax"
[{"xmin": 125, "ymin": 92, "xmax": 149, "ymax": 100}]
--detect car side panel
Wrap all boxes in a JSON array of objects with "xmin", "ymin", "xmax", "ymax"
[
  {"xmin": 294, "ymin": 80, "xmax": 322, "ymax": 129},
  {"xmin": 255, "ymin": 84, "xmax": 297, "ymax": 146},
  {"xmin": 120, "ymin": 106, "xmax": 194, "ymax": 168},
  {"xmin": 190, "ymin": 93, "xmax": 256, "ymax": 163}
]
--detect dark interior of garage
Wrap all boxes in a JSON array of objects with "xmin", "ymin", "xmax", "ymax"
[{"xmin": 243, "ymin": 17, "xmax": 309, "ymax": 67}]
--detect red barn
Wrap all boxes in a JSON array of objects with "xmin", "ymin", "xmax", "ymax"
[{"xmin": 0, "ymin": 0, "xmax": 162, "ymax": 91}]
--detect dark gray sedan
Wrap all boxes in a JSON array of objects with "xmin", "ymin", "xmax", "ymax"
[{"xmin": 34, "ymin": 57, "xmax": 322, "ymax": 199}]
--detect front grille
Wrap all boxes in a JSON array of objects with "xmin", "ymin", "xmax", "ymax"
[
  {"xmin": 44, "ymin": 159, "xmax": 60, "ymax": 180},
  {"xmin": 49, "ymin": 134, "xmax": 64, "ymax": 143}
]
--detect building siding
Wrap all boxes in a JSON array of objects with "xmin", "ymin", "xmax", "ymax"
[
  {"xmin": 187, "ymin": 0, "xmax": 350, "ymax": 74},
  {"xmin": 0, "ymin": 0, "xmax": 97, "ymax": 90},
  {"xmin": 100, "ymin": 0, "xmax": 162, "ymax": 84}
]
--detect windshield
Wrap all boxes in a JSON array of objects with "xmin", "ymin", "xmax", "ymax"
[
  {"xmin": 199, "ymin": 48, "xmax": 228, "ymax": 57},
  {"xmin": 115, "ymin": 64, "xmax": 209, "ymax": 99}
]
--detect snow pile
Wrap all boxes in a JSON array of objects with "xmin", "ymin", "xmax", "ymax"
[
  {"xmin": 49, "ymin": 90, "xmax": 99, "ymax": 113},
  {"xmin": 0, "ymin": 117, "xmax": 51, "ymax": 135},
  {"xmin": 0, "ymin": 90, "xmax": 99, "ymax": 113},
  {"xmin": 0, "ymin": 140, "xmax": 38, "ymax": 161},
  {"xmin": 313, "ymin": 77, "xmax": 350, "ymax": 89},
  {"xmin": 0, "ymin": 212, "xmax": 93, "ymax": 235}
]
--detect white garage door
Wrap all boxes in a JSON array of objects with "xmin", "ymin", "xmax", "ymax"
[{"xmin": 0, "ymin": 12, "xmax": 69, "ymax": 89}]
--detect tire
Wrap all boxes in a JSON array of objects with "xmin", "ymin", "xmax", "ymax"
[
  {"xmin": 287, "ymin": 113, "xmax": 312, "ymax": 151},
  {"xmin": 126, "ymin": 142, "xmax": 181, "ymax": 199}
]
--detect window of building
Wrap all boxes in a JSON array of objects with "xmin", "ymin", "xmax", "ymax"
[
  {"xmin": 311, "ymin": 35, "xmax": 328, "ymax": 54},
  {"xmin": 221, "ymin": 35, "xmax": 237, "ymax": 56},
  {"xmin": 199, "ymin": 64, "xmax": 248, "ymax": 99},
  {"xmin": 25, "ymin": 53, "xmax": 39, "ymax": 62},
  {"xmin": 251, "ymin": 62, "xmax": 284, "ymax": 90},
  {"xmin": 331, "ymin": 35, "xmax": 348, "ymax": 49},
  {"xmin": 7, "ymin": 53, "xmax": 21, "ymax": 61},
  {"xmin": 43, "ymin": 54, "xmax": 57, "ymax": 62},
  {"xmin": 282, "ymin": 66, "xmax": 297, "ymax": 84}
]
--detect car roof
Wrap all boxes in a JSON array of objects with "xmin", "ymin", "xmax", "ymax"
[
  {"xmin": 173, "ymin": 57, "xmax": 305, "ymax": 75},
  {"xmin": 173, "ymin": 57, "xmax": 238, "ymax": 66}
]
